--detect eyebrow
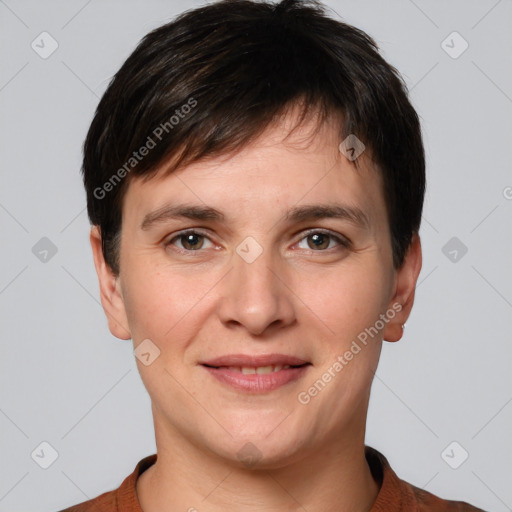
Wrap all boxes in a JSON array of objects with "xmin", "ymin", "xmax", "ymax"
[
  {"xmin": 141, "ymin": 204, "xmax": 225, "ymax": 230},
  {"xmin": 140, "ymin": 203, "xmax": 370, "ymax": 231}
]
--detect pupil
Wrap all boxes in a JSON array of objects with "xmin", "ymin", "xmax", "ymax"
[
  {"xmin": 310, "ymin": 233, "xmax": 328, "ymax": 250},
  {"xmin": 184, "ymin": 233, "xmax": 202, "ymax": 250}
]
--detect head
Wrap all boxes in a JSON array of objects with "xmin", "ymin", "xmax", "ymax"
[{"xmin": 85, "ymin": 0, "xmax": 424, "ymax": 468}]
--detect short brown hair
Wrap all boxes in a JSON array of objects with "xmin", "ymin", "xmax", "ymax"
[{"xmin": 82, "ymin": 0, "xmax": 425, "ymax": 274}]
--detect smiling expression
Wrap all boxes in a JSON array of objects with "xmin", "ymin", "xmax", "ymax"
[{"xmin": 92, "ymin": 110, "xmax": 418, "ymax": 468}]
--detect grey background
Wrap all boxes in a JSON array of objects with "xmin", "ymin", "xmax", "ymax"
[{"xmin": 0, "ymin": 0, "xmax": 511, "ymax": 511}]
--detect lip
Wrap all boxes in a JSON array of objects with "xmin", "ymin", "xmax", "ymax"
[
  {"xmin": 200, "ymin": 353, "xmax": 309, "ymax": 367},
  {"xmin": 200, "ymin": 353, "xmax": 311, "ymax": 393}
]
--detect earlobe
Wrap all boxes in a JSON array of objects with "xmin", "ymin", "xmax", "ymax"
[
  {"xmin": 89, "ymin": 226, "xmax": 131, "ymax": 340},
  {"xmin": 382, "ymin": 233, "xmax": 422, "ymax": 342}
]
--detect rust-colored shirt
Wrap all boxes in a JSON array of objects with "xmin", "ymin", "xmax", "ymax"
[{"xmin": 59, "ymin": 446, "xmax": 486, "ymax": 511}]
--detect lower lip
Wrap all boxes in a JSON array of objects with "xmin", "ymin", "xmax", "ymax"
[{"xmin": 202, "ymin": 365, "xmax": 310, "ymax": 393}]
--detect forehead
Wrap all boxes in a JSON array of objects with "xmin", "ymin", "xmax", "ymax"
[{"xmin": 122, "ymin": 112, "xmax": 387, "ymax": 232}]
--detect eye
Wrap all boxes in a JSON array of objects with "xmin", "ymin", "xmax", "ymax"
[
  {"xmin": 167, "ymin": 230, "xmax": 215, "ymax": 252},
  {"xmin": 166, "ymin": 229, "xmax": 350, "ymax": 254},
  {"xmin": 296, "ymin": 230, "xmax": 350, "ymax": 251}
]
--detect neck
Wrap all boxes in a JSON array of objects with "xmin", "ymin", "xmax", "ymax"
[{"xmin": 137, "ymin": 418, "xmax": 380, "ymax": 512}]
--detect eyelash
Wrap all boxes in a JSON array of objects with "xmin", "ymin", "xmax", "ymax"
[{"xmin": 166, "ymin": 228, "xmax": 351, "ymax": 254}]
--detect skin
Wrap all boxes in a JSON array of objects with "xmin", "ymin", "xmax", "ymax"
[{"xmin": 90, "ymin": 107, "xmax": 422, "ymax": 512}]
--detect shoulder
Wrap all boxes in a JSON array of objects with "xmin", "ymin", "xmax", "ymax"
[
  {"xmin": 57, "ymin": 488, "xmax": 118, "ymax": 512},
  {"xmin": 57, "ymin": 454, "xmax": 157, "ymax": 512},
  {"xmin": 408, "ymin": 484, "xmax": 487, "ymax": 512},
  {"xmin": 365, "ymin": 446, "xmax": 487, "ymax": 512}
]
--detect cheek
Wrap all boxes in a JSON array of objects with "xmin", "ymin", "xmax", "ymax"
[
  {"xmin": 295, "ymin": 265, "xmax": 385, "ymax": 423},
  {"xmin": 121, "ymin": 263, "xmax": 208, "ymax": 343},
  {"xmin": 297, "ymin": 261, "xmax": 388, "ymax": 342}
]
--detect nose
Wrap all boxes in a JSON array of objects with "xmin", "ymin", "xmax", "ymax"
[{"xmin": 216, "ymin": 242, "xmax": 296, "ymax": 337}]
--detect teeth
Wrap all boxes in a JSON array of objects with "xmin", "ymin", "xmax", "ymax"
[
  {"xmin": 256, "ymin": 365, "xmax": 273, "ymax": 374},
  {"xmin": 227, "ymin": 365, "xmax": 292, "ymax": 374}
]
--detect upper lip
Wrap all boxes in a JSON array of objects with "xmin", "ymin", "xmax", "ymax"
[{"xmin": 200, "ymin": 354, "xmax": 310, "ymax": 367}]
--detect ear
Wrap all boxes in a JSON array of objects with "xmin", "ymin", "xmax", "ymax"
[
  {"xmin": 90, "ymin": 226, "xmax": 131, "ymax": 340},
  {"xmin": 382, "ymin": 233, "xmax": 422, "ymax": 342}
]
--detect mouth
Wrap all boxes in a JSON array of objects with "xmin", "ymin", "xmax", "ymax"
[
  {"xmin": 205, "ymin": 364, "xmax": 297, "ymax": 374},
  {"xmin": 200, "ymin": 354, "xmax": 311, "ymax": 393}
]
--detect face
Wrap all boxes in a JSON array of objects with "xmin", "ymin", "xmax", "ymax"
[{"xmin": 92, "ymin": 110, "xmax": 421, "ymax": 469}]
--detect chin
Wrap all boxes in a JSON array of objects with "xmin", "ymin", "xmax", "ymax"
[{"xmin": 205, "ymin": 425, "xmax": 310, "ymax": 470}]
